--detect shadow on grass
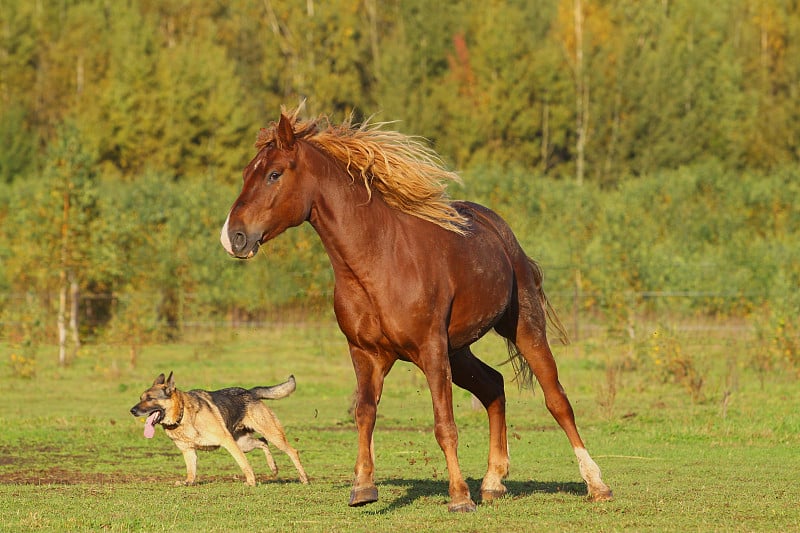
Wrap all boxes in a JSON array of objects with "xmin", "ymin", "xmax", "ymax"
[{"xmin": 358, "ymin": 477, "xmax": 587, "ymax": 514}]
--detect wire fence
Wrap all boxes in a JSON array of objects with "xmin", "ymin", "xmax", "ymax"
[
  {"xmin": 0, "ymin": 287, "xmax": 767, "ymax": 342},
  {"xmin": 5, "ymin": 286, "xmax": 799, "ymax": 386}
]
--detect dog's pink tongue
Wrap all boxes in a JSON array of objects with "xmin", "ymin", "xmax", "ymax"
[{"xmin": 144, "ymin": 412, "xmax": 158, "ymax": 439}]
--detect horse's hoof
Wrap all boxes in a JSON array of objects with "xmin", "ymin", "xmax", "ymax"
[
  {"xmin": 349, "ymin": 485, "xmax": 379, "ymax": 507},
  {"xmin": 448, "ymin": 499, "xmax": 477, "ymax": 513},
  {"xmin": 588, "ymin": 487, "xmax": 614, "ymax": 502},
  {"xmin": 480, "ymin": 487, "xmax": 507, "ymax": 503}
]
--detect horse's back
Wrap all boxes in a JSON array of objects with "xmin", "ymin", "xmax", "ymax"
[
  {"xmin": 453, "ymin": 201, "xmax": 530, "ymax": 264},
  {"xmin": 454, "ymin": 199, "xmax": 548, "ymax": 307}
]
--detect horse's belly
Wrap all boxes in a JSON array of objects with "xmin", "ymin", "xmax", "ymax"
[{"xmin": 447, "ymin": 258, "xmax": 513, "ymax": 349}]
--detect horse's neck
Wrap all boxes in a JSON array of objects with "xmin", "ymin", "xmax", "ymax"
[{"xmin": 307, "ymin": 171, "xmax": 398, "ymax": 279}]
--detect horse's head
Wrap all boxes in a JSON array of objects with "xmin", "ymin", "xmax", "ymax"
[{"xmin": 221, "ymin": 114, "xmax": 313, "ymax": 259}]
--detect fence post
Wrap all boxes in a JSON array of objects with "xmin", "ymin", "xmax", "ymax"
[{"xmin": 573, "ymin": 268, "xmax": 581, "ymax": 341}]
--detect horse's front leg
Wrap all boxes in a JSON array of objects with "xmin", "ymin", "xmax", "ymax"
[
  {"xmin": 422, "ymin": 344, "xmax": 476, "ymax": 512},
  {"xmin": 348, "ymin": 345, "xmax": 395, "ymax": 507}
]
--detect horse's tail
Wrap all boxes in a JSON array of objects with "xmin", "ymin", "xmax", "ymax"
[
  {"xmin": 251, "ymin": 375, "xmax": 296, "ymax": 400},
  {"xmin": 527, "ymin": 257, "xmax": 570, "ymax": 346},
  {"xmin": 504, "ymin": 257, "xmax": 569, "ymax": 390}
]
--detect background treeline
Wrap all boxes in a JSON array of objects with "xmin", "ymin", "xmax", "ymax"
[
  {"xmin": 3, "ymin": 0, "xmax": 800, "ymax": 182},
  {"xmin": 0, "ymin": 1, "xmax": 798, "ymax": 356}
]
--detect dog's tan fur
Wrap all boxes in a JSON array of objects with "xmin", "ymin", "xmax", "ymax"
[{"xmin": 130, "ymin": 372, "xmax": 309, "ymax": 486}]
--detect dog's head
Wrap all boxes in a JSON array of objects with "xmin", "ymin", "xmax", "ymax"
[{"xmin": 129, "ymin": 372, "xmax": 177, "ymax": 424}]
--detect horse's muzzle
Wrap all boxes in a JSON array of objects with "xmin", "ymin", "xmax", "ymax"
[
  {"xmin": 230, "ymin": 232, "xmax": 260, "ymax": 259},
  {"xmin": 220, "ymin": 217, "xmax": 260, "ymax": 259}
]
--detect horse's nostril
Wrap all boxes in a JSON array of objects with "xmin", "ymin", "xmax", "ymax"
[
  {"xmin": 231, "ymin": 231, "xmax": 247, "ymax": 251},
  {"xmin": 232, "ymin": 232, "xmax": 247, "ymax": 252}
]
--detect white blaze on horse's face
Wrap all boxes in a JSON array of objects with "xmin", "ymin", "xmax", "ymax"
[
  {"xmin": 220, "ymin": 212, "xmax": 258, "ymax": 259},
  {"xmin": 220, "ymin": 214, "xmax": 233, "ymax": 256}
]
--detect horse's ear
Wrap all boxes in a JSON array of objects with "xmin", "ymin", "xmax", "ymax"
[{"xmin": 277, "ymin": 113, "xmax": 296, "ymax": 150}]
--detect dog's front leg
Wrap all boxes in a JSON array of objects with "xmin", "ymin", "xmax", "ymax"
[
  {"xmin": 220, "ymin": 438, "xmax": 257, "ymax": 486},
  {"xmin": 178, "ymin": 447, "xmax": 198, "ymax": 486}
]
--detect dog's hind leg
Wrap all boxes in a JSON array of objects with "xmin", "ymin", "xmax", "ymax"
[
  {"xmin": 258, "ymin": 438, "xmax": 278, "ymax": 476},
  {"xmin": 266, "ymin": 435, "xmax": 309, "ymax": 485},
  {"xmin": 238, "ymin": 435, "xmax": 278, "ymax": 476},
  {"xmin": 247, "ymin": 410, "xmax": 309, "ymax": 484}
]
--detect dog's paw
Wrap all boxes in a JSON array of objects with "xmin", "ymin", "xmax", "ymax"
[{"xmin": 175, "ymin": 480, "xmax": 196, "ymax": 487}]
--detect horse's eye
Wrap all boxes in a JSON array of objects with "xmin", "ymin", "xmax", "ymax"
[{"xmin": 268, "ymin": 171, "xmax": 282, "ymax": 182}]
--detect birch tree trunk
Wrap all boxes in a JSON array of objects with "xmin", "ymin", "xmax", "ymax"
[
  {"xmin": 541, "ymin": 96, "xmax": 550, "ymax": 173},
  {"xmin": 70, "ymin": 275, "xmax": 81, "ymax": 351},
  {"xmin": 58, "ymin": 277, "xmax": 67, "ymax": 366},
  {"xmin": 58, "ymin": 188, "xmax": 69, "ymax": 366},
  {"xmin": 574, "ymin": 0, "xmax": 586, "ymax": 185}
]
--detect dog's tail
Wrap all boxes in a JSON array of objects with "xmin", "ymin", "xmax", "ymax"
[{"xmin": 251, "ymin": 375, "xmax": 296, "ymax": 400}]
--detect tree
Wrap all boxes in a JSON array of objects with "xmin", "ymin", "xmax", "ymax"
[
  {"xmin": 0, "ymin": 104, "xmax": 37, "ymax": 183},
  {"xmin": 737, "ymin": 0, "xmax": 800, "ymax": 167},
  {"xmin": 258, "ymin": 0, "xmax": 375, "ymax": 119},
  {"xmin": 0, "ymin": 120, "xmax": 97, "ymax": 364},
  {"xmin": 71, "ymin": 1, "xmax": 252, "ymax": 181},
  {"xmin": 46, "ymin": 123, "xmax": 98, "ymax": 365}
]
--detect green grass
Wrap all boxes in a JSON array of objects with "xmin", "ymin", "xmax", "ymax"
[{"xmin": 1, "ymin": 322, "xmax": 798, "ymax": 532}]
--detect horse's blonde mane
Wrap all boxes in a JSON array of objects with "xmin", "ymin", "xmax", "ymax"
[{"xmin": 256, "ymin": 106, "xmax": 469, "ymax": 235}]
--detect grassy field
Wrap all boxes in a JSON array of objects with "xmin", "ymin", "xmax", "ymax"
[{"xmin": 1, "ymin": 321, "xmax": 798, "ymax": 532}]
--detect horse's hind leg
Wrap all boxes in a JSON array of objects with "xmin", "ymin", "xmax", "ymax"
[
  {"xmin": 449, "ymin": 347, "xmax": 509, "ymax": 503},
  {"xmin": 504, "ymin": 314, "xmax": 613, "ymax": 501}
]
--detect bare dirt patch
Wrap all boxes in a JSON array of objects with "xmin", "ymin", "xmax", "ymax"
[{"xmin": 0, "ymin": 467, "xmax": 172, "ymax": 485}]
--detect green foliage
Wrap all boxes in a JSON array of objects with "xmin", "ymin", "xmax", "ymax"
[
  {"xmin": 641, "ymin": 327, "xmax": 705, "ymax": 403},
  {"xmin": 7, "ymin": 352, "xmax": 36, "ymax": 378},
  {"xmin": 3, "ymin": 0, "xmax": 800, "ymax": 180},
  {"xmin": 0, "ymin": 104, "xmax": 36, "ymax": 183},
  {"xmin": 0, "ymin": 122, "xmax": 99, "ymax": 350},
  {"xmin": 750, "ymin": 269, "xmax": 800, "ymax": 380},
  {"xmin": 460, "ymin": 164, "xmax": 799, "ymax": 322},
  {"xmin": 2, "ymin": 148, "xmax": 798, "ymax": 352},
  {"xmin": 1, "ymin": 291, "xmax": 45, "ymax": 378},
  {"xmin": 1, "ymin": 0, "xmax": 799, "ymax": 354}
]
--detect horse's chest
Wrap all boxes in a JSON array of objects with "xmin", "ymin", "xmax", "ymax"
[{"xmin": 333, "ymin": 286, "xmax": 391, "ymax": 344}]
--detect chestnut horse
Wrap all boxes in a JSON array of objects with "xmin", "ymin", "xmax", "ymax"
[{"xmin": 220, "ymin": 108, "xmax": 612, "ymax": 511}]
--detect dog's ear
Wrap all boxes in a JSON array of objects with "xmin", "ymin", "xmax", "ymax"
[
  {"xmin": 165, "ymin": 371, "xmax": 175, "ymax": 394},
  {"xmin": 153, "ymin": 373, "xmax": 166, "ymax": 386}
]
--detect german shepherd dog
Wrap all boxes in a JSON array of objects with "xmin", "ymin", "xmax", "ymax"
[{"xmin": 130, "ymin": 372, "xmax": 309, "ymax": 486}]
